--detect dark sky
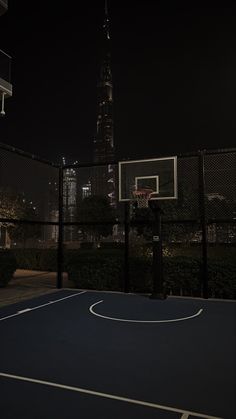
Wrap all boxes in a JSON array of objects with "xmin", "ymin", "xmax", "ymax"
[{"xmin": 0, "ymin": 0, "xmax": 236, "ymax": 163}]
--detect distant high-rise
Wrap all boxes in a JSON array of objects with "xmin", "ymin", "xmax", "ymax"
[
  {"xmin": 62, "ymin": 158, "xmax": 77, "ymax": 241},
  {"xmin": 0, "ymin": 0, "xmax": 12, "ymax": 117},
  {"xmin": 93, "ymin": 0, "xmax": 116, "ymax": 207},
  {"xmin": 82, "ymin": 181, "xmax": 92, "ymax": 200}
]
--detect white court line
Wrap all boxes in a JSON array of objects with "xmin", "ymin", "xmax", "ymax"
[
  {"xmin": 0, "ymin": 372, "xmax": 222, "ymax": 419},
  {"xmin": 17, "ymin": 309, "xmax": 32, "ymax": 314},
  {"xmin": 89, "ymin": 300, "xmax": 203, "ymax": 323},
  {"xmin": 181, "ymin": 413, "xmax": 190, "ymax": 419},
  {"xmin": 0, "ymin": 291, "xmax": 87, "ymax": 322}
]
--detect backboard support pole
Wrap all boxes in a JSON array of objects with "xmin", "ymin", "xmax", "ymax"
[
  {"xmin": 57, "ymin": 166, "xmax": 64, "ymax": 289},
  {"xmin": 124, "ymin": 201, "xmax": 130, "ymax": 293},
  {"xmin": 149, "ymin": 201, "xmax": 166, "ymax": 300},
  {"xmin": 198, "ymin": 151, "xmax": 208, "ymax": 299}
]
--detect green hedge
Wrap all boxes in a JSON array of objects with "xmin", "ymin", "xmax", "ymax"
[
  {"xmin": 208, "ymin": 261, "xmax": 236, "ymax": 299},
  {"xmin": 67, "ymin": 253, "xmax": 124, "ymax": 291},
  {"xmin": 130, "ymin": 256, "xmax": 236, "ymax": 298},
  {"xmin": 99, "ymin": 242, "xmax": 125, "ymax": 250},
  {"xmin": 129, "ymin": 257, "xmax": 152, "ymax": 292},
  {"xmin": 164, "ymin": 257, "xmax": 201, "ymax": 297},
  {"xmin": 0, "ymin": 250, "xmax": 17, "ymax": 287},
  {"xmin": 13, "ymin": 249, "xmax": 57, "ymax": 271},
  {"xmin": 66, "ymin": 254, "xmax": 202, "ymax": 295},
  {"xmin": 128, "ymin": 256, "xmax": 201, "ymax": 295},
  {"xmin": 68, "ymin": 254, "xmax": 236, "ymax": 299},
  {"xmin": 13, "ymin": 248, "xmax": 124, "ymax": 272},
  {"xmin": 11, "ymin": 248, "xmax": 236, "ymax": 299}
]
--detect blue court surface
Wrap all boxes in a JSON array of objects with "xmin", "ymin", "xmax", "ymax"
[{"xmin": 0, "ymin": 290, "xmax": 235, "ymax": 419}]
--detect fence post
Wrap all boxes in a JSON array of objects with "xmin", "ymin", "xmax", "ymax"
[
  {"xmin": 149, "ymin": 202, "xmax": 166, "ymax": 299},
  {"xmin": 57, "ymin": 165, "xmax": 64, "ymax": 289},
  {"xmin": 198, "ymin": 150, "xmax": 208, "ymax": 299},
  {"xmin": 124, "ymin": 202, "xmax": 130, "ymax": 293}
]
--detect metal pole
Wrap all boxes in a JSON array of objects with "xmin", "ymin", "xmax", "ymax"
[
  {"xmin": 198, "ymin": 151, "xmax": 208, "ymax": 299},
  {"xmin": 1, "ymin": 92, "xmax": 6, "ymax": 116},
  {"xmin": 57, "ymin": 166, "xmax": 64, "ymax": 289},
  {"xmin": 124, "ymin": 201, "xmax": 130, "ymax": 293},
  {"xmin": 149, "ymin": 203, "xmax": 166, "ymax": 299}
]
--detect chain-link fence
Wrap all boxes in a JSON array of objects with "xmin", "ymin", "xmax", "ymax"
[
  {"xmin": 0, "ymin": 49, "xmax": 11, "ymax": 84},
  {"xmin": 0, "ymin": 142, "xmax": 235, "ymax": 298},
  {"xmin": 0, "ymin": 142, "xmax": 59, "ymax": 290}
]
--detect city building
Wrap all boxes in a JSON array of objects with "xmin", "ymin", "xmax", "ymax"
[
  {"xmin": 0, "ymin": 1, "xmax": 12, "ymax": 116},
  {"xmin": 92, "ymin": 0, "xmax": 116, "ymax": 208},
  {"xmin": 62, "ymin": 158, "xmax": 77, "ymax": 242},
  {"xmin": 82, "ymin": 181, "xmax": 92, "ymax": 200},
  {"xmin": 0, "ymin": 0, "xmax": 12, "ymax": 247},
  {"xmin": 45, "ymin": 180, "xmax": 59, "ymax": 243}
]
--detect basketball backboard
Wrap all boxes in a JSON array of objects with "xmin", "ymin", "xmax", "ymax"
[{"xmin": 119, "ymin": 156, "xmax": 177, "ymax": 201}]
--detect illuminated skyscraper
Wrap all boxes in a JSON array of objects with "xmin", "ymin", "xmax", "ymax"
[
  {"xmin": 82, "ymin": 181, "xmax": 92, "ymax": 200},
  {"xmin": 93, "ymin": 0, "xmax": 116, "ymax": 207},
  {"xmin": 62, "ymin": 158, "xmax": 77, "ymax": 241}
]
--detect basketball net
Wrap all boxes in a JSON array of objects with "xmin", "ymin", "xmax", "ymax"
[{"xmin": 132, "ymin": 188, "xmax": 153, "ymax": 208}]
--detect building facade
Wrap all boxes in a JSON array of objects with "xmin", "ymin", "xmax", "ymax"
[
  {"xmin": 0, "ymin": 1, "xmax": 12, "ymax": 116},
  {"xmin": 0, "ymin": 1, "xmax": 12, "ymax": 247},
  {"xmin": 62, "ymin": 159, "xmax": 78, "ymax": 242},
  {"xmin": 0, "ymin": 0, "xmax": 8, "ymax": 16}
]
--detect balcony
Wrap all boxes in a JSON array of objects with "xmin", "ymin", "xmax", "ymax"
[
  {"xmin": 0, "ymin": 0, "xmax": 8, "ymax": 16},
  {"xmin": 0, "ymin": 48, "xmax": 12, "ymax": 98}
]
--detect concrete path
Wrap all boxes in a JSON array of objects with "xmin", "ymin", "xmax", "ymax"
[{"xmin": 0, "ymin": 269, "xmax": 74, "ymax": 307}]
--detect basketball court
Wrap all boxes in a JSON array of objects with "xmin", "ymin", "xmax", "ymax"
[
  {"xmin": 0, "ymin": 289, "xmax": 235, "ymax": 418},
  {"xmin": 0, "ymin": 156, "xmax": 235, "ymax": 417}
]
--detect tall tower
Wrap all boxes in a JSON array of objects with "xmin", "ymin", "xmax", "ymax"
[{"xmin": 93, "ymin": 0, "xmax": 116, "ymax": 207}]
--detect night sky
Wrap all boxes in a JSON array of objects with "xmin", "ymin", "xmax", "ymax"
[{"xmin": 0, "ymin": 0, "xmax": 236, "ymax": 164}]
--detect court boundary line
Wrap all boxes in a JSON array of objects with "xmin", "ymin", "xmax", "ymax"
[
  {"xmin": 0, "ymin": 291, "xmax": 87, "ymax": 322},
  {"xmin": 64, "ymin": 289, "xmax": 236, "ymax": 303},
  {"xmin": 89, "ymin": 300, "xmax": 203, "ymax": 323},
  {"xmin": 0, "ymin": 372, "xmax": 222, "ymax": 419}
]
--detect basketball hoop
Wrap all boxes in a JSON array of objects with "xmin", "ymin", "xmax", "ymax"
[{"xmin": 132, "ymin": 188, "xmax": 153, "ymax": 208}]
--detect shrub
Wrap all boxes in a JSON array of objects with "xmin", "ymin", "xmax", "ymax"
[
  {"xmin": 164, "ymin": 257, "xmax": 236, "ymax": 299},
  {"xmin": 11, "ymin": 248, "xmax": 236, "ymax": 299},
  {"xmin": 128, "ymin": 256, "xmax": 201, "ymax": 295},
  {"xmin": 67, "ymin": 252, "xmax": 124, "ymax": 291},
  {"xmin": 13, "ymin": 249, "xmax": 57, "ymax": 271},
  {"xmin": 129, "ymin": 257, "xmax": 152, "ymax": 293},
  {"xmin": 0, "ymin": 250, "xmax": 17, "ymax": 287},
  {"xmin": 66, "ymin": 252, "xmax": 236, "ymax": 298},
  {"xmin": 80, "ymin": 242, "xmax": 94, "ymax": 250},
  {"xmin": 208, "ymin": 261, "xmax": 236, "ymax": 299},
  {"xmin": 164, "ymin": 257, "xmax": 201, "ymax": 297},
  {"xmin": 99, "ymin": 242, "xmax": 125, "ymax": 250}
]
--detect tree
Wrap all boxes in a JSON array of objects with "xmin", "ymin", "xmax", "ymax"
[
  {"xmin": 130, "ymin": 183, "xmax": 200, "ymax": 243},
  {"xmin": 77, "ymin": 195, "xmax": 115, "ymax": 242},
  {"xmin": 0, "ymin": 188, "xmax": 40, "ymax": 246}
]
